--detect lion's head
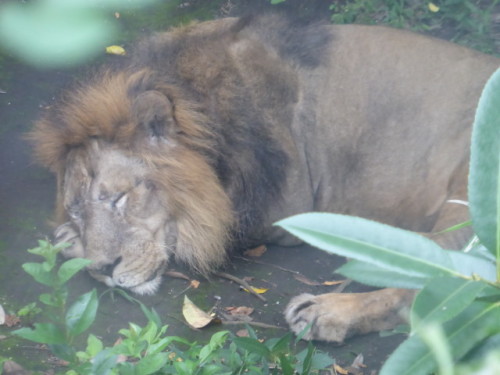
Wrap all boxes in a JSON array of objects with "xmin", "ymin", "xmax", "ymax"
[
  {"xmin": 31, "ymin": 69, "xmax": 234, "ymax": 294},
  {"xmin": 30, "ymin": 15, "xmax": 326, "ymax": 294}
]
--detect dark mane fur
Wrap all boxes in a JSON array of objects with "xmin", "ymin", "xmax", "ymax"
[
  {"xmin": 126, "ymin": 15, "xmax": 331, "ymax": 245},
  {"xmin": 31, "ymin": 14, "xmax": 332, "ymax": 249}
]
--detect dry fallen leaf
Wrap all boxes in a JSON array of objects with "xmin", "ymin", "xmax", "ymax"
[
  {"xmin": 323, "ymin": 280, "xmax": 346, "ymax": 286},
  {"xmin": 2, "ymin": 361, "xmax": 30, "ymax": 375},
  {"xmin": 5, "ymin": 314, "xmax": 20, "ymax": 327},
  {"xmin": 224, "ymin": 306, "xmax": 254, "ymax": 316},
  {"xmin": 190, "ymin": 280, "xmax": 200, "ymax": 288},
  {"xmin": 182, "ymin": 295, "xmax": 216, "ymax": 329},
  {"xmin": 293, "ymin": 274, "xmax": 346, "ymax": 287},
  {"xmin": 428, "ymin": 2, "xmax": 440, "ymax": 12},
  {"xmin": 351, "ymin": 353, "xmax": 365, "ymax": 369},
  {"xmin": 242, "ymin": 286, "xmax": 268, "ymax": 294},
  {"xmin": 294, "ymin": 274, "xmax": 322, "ymax": 286},
  {"xmin": 334, "ymin": 364, "xmax": 349, "ymax": 375},
  {"xmin": 236, "ymin": 329, "xmax": 249, "ymax": 337},
  {"xmin": 48, "ymin": 355, "xmax": 70, "ymax": 366},
  {"xmin": 244, "ymin": 245, "xmax": 267, "ymax": 257},
  {"xmin": 105, "ymin": 45, "xmax": 126, "ymax": 55}
]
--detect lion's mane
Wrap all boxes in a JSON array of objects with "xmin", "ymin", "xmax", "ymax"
[{"xmin": 30, "ymin": 15, "xmax": 331, "ymax": 270}]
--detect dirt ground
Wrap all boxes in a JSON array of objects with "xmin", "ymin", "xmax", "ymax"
[{"xmin": 1, "ymin": 1, "xmax": 498, "ymax": 372}]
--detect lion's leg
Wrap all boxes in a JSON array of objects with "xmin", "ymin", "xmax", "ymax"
[
  {"xmin": 54, "ymin": 222, "xmax": 84, "ymax": 258},
  {"xmin": 285, "ymin": 288, "xmax": 415, "ymax": 343},
  {"xmin": 285, "ymin": 194, "xmax": 472, "ymax": 343}
]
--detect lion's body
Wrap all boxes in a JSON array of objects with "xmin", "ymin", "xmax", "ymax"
[{"xmin": 31, "ymin": 15, "xmax": 499, "ymax": 341}]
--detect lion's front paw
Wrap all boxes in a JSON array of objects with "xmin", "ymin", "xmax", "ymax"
[
  {"xmin": 54, "ymin": 222, "xmax": 84, "ymax": 258},
  {"xmin": 284, "ymin": 293, "xmax": 351, "ymax": 343},
  {"xmin": 285, "ymin": 289, "xmax": 413, "ymax": 343}
]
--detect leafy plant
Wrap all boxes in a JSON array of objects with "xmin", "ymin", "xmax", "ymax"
[
  {"xmin": 6, "ymin": 240, "xmax": 334, "ymax": 374},
  {"xmin": 0, "ymin": 0, "xmax": 159, "ymax": 68},
  {"xmin": 12, "ymin": 240, "xmax": 96, "ymax": 363},
  {"xmin": 270, "ymin": 0, "xmax": 498, "ymax": 54},
  {"xmin": 328, "ymin": 0, "xmax": 499, "ymax": 54},
  {"xmin": 277, "ymin": 68, "xmax": 500, "ymax": 373}
]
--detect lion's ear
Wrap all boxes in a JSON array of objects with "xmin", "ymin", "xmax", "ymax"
[{"xmin": 132, "ymin": 90, "xmax": 175, "ymax": 141}]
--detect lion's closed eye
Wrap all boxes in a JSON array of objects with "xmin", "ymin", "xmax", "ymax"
[{"xmin": 112, "ymin": 192, "xmax": 128, "ymax": 209}]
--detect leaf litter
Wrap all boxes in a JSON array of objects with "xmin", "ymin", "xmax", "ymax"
[
  {"xmin": 243, "ymin": 245, "xmax": 267, "ymax": 257},
  {"xmin": 182, "ymin": 295, "xmax": 218, "ymax": 329},
  {"xmin": 293, "ymin": 274, "xmax": 346, "ymax": 286}
]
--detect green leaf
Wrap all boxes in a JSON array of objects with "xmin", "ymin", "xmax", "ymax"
[
  {"xmin": 147, "ymin": 336, "xmax": 177, "ymax": 356},
  {"xmin": 13, "ymin": 323, "xmax": 66, "ymax": 344},
  {"xmin": 244, "ymin": 324, "xmax": 259, "ymax": 340},
  {"xmin": 268, "ymin": 333, "xmax": 292, "ymax": 355},
  {"xmin": 448, "ymin": 251, "xmax": 496, "ymax": 281},
  {"xmin": 27, "ymin": 240, "xmax": 62, "ymax": 263},
  {"xmin": 140, "ymin": 320, "xmax": 159, "ymax": 345},
  {"xmin": 0, "ymin": 2, "xmax": 118, "ymax": 68},
  {"xmin": 411, "ymin": 277, "xmax": 486, "ymax": 328},
  {"xmin": 22, "ymin": 262, "xmax": 56, "ymax": 286},
  {"xmin": 65, "ymin": 289, "xmax": 98, "ymax": 337},
  {"xmin": 309, "ymin": 351, "xmax": 335, "ymax": 371},
  {"xmin": 381, "ymin": 301, "xmax": 500, "ymax": 375},
  {"xmin": 49, "ymin": 343, "xmax": 76, "ymax": 362},
  {"xmin": 435, "ymin": 220, "xmax": 472, "ymax": 235},
  {"xmin": 86, "ymin": 334, "xmax": 104, "ymax": 357},
  {"xmin": 469, "ymin": 67, "xmax": 500, "ymax": 257},
  {"xmin": 337, "ymin": 260, "xmax": 429, "ymax": 289},
  {"xmin": 464, "ymin": 334, "xmax": 500, "ymax": 363},
  {"xmin": 91, "ymin": 348, "xmax": 119, "ymax": 375},
  {"xmin": 174, "ymin": 359, "xmax": 197, "ymax": 375},
  {"xmin": 232, "ymin": 337, "xmax": 271, "ymax": 358},
  {"xmin": 110, "ymin": 288, "xmax": 163, "ymax": 327},
  {"xmin": 301, "ymin": 342, "xmax": 315, "ymax": 375},
  {"xmin": 209, "ymin": 330, "xmax": 229, "ymax": 348},
  {"xmin": 417, "ymin": 324, "xmax": 453, "ymax": 375},
  {"xmin": 276, "ymin": 213, "xmax": 459, "ymax": 279},
  {"xmin": 278, "ymin": 353, "xmax": 294, "ymax": 375},
  {"xmin": 136, "ymin": 353, "xmax": 168, "ymax": 375},
  {"xmin": 58, "ymin": 258, "xmax": 92, "ymax": 284}
]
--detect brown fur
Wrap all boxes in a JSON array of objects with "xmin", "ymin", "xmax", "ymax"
[
  {"xmin": 31, "ymin": 69, "xmax": 233, "ymax": 277},
  {"xmin": 30, "ymin": 15, "xmax": 500, "ymax": 340}
]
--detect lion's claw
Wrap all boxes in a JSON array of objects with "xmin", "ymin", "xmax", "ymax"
[{"xmin": 54, "ymin": 222, "xmax": 84, "ymax": 258}]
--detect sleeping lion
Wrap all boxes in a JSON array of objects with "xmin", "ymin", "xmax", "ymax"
[{"xmin": 30, "ymin": 15, "xmax": 499, "ymax": 343}]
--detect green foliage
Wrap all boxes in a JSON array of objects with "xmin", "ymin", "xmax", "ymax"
[
  {"xmin": 7, "ymin": 240, "xmax": 334, "ymax": 374},
  {"xmin": 271, "ymin": 0, "xmax": 498, "ymax": 54},
  {"xmin": 469, "ymin": 67, "xmax": 500, "ymax": 266},
  {"xmin": 12, "ymin": 240, "xmax": 96, "ymax": 362},
  {"xmin": 0, "ymin": 0, "xmax": 159, "ymax": 68},
  {"xmin": 329, "ymin": 0, "xmax": 499, "ymax": 53},
  {"xmin": 16, "ymin": 302, "xmax": 42, "ymax": 321},
  {"xmin": 277, "ymin": 68, "xmax": 500, "ymax": 373}
]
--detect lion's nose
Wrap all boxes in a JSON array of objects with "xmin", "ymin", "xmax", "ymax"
[{"xmin": 98, "ymin": 256, "xmax": 122, "ymax": 277}]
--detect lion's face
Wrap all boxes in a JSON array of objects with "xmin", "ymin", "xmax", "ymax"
[
  {"xmin": 61, "ymin": 142, "xmax": 173, "ymax": 295},
  {"xmin": 38, "ymin": 72, "xmax": 234, "ymax": 295}
]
